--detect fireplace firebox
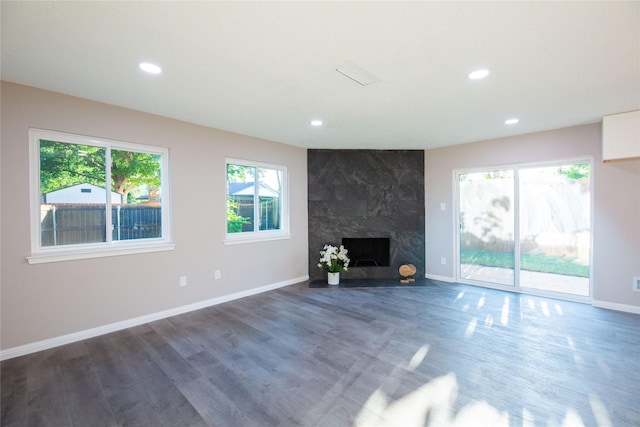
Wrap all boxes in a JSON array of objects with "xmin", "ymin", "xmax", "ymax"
[{"xmin": 342, "ymin": 237, "xmax": 390, "ymax": 267}]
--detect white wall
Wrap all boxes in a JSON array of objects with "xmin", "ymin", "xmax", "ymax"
[
  {"xmin": 425, "ymin": 123, "xmax": 640, "ymax": 311},
  {"xmin": 1, "ymin": 82, "xmax": 309, "ymax": 352}
]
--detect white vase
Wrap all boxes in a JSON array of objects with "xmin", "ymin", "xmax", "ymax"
[{"xmin": 328, "ymin": 272, "xmax": 340, "ymax": 285}]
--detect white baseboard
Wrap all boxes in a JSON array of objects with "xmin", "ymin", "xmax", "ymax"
[
  {"xmin": 426, "ymin": 274, "xmax": 455, "ymax": 283},
  {"xmin": 592, "ymin": 300, "xmax": 640, "ymax": 315},
  {"xmin": 0, "ymin": 275, "xmax": 308, "ymax": 361}
]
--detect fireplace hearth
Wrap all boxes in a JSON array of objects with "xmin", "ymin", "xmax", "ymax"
[{"xmin": 342, "ymin": 237, "xmax": 390, "ymax": 267}]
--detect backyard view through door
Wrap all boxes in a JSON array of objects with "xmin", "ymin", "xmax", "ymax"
[{"xmin": 458, "ymin": 162, "xmax": 591, "ymax": 298}]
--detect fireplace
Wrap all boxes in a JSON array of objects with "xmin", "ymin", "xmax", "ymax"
[
  {"xmin": 342, "ymin": 237, "xmax": 390, "ymax": 267},
  {"xmin": 308, "ymin": 149, "xmax": 424, "ymax": 280}
]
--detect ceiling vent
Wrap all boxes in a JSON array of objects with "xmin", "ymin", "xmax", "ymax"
[{"xmin": 336, "ymin": 61, "xmax": 379, "ymax": 87}]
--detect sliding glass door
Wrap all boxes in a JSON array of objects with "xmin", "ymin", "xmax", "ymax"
[
  {"xmin": 518, "ymin": 164, "xmax": 591, "ymax": 296},
  {"xmin": 459, "ymin": 170, "xmax": 515, "ymax": 286},
  {"xmin": 457, "ymin": 161, "xmax": 591, "ymax": 299}
]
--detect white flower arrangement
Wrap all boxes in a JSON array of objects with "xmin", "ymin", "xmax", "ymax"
[{"xmin": 317, "ymin": 244, "xmax": 350, "ymax": 273}]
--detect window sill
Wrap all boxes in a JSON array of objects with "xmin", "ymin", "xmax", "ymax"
[
  {"xmin": 26, "ymin": 243, "xmax": 176, "ymax": 264},
  {"xmin": 224, "ymin": 233, "xmax": 291, "ymax": 245}
]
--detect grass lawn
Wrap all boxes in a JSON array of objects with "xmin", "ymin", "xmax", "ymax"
[{"xmin": 460, "ymin": 249, "xmax": 589, "ymax": 278}]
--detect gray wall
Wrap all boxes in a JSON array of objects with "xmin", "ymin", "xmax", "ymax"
[{"xmin": 308, "ymin": 149, "xmax": 425, "ymax": 280}]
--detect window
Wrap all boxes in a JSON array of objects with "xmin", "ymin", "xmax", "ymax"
[
  {"xmin": 225, "ymin": 158, "xmax": 289, "ymax": 244},
  {"xmin": 28, "ymin": 129, "xmax": 173, "ymax": 263}
]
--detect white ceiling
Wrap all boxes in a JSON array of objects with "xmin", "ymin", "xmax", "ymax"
[{"xmin": 2, "ymin": 1, "xmax": 639, "ymax": 150}]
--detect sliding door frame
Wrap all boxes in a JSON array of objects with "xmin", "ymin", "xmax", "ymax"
[{"xmin": 454, "ymin": 156, "xmax": 594, "ymax": 303}]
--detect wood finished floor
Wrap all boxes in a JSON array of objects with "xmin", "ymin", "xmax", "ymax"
[{"xmin": 2, "ymin": 281, "xmax": 639, "ymax": 427}]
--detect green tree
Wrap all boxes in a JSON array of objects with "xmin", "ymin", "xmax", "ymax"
[
  {"xmin": 111, "ymin": 149, "xmax": 161, "ymax": 203},
  {"xmin": 226, "ymin": 164, "xmax": 254, "ymax": 182},
  {"xmin": 40, "ymin": 141, "xmax": 105, "ymax": 193},
  {"xmin": 558, "ymin": 164, "xmax": 590, "ymax": 180},
  {"xmin": 226, "ymin": 197, "xmax": 251, "ymax": 232},
  {"xmin": 40, "ymin": 140, "xmax": 161, "ymax": 203},
  {"xmin": 226, "ymin": 163, "xmax": 255, "ymax": 231}
]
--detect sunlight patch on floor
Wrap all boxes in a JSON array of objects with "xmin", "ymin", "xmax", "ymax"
[
  {"xmin": 484, "ymin": 314, "xmax": 494, "ymax": 327},
  {"xmin": 540, "ymin": 301, "xmax": 550, "ymax": 317},
  {"xmin": 561, "ymin": 407, "xmax": 586, "ymax": 426},
  {"xmin": 527, "ymin": 298, "xmax": 536, "ymax": 310},
  {"xmin": 464, "ymin": 318, "xmax": 478, "ymax": 338},
  {"xmin": 522, "ymin": 408, "xmax": 536, "ymax": 427},
  {"xmin": 477, "ymin": 294, "xmax": 486, "ymax": 308},
  {"xmin": 595, "ymin": 357, "xmax": 612, "ymax": 378},
  {"xmin": 501, "ymin": 296, "xmax": 510, "ymax": 325},
  {"xmin": 355, "ymin": 373, "xmax": 510, "ymax": 427},
  {"xmin": 355, "ymin": 379, "xmax": 602, "ymax": 427},
  {"xmin": 407, "ymin": 345, "xmax": 430, "ymax": 372},
  {"xmin": 353, "ymin": 342, "xmax": 613, "ymax": 427},
  {"xmin": 589, "ymin": 394, "xmax": 612, "ymax": 427},
  {"xmin": 450, "ymin": 400, "xmax": 509, "ymax": 426}
]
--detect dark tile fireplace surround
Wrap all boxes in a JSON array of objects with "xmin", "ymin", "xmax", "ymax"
[{"xmin": 308, "ymin": 149, "xmax": 425, "ymax": 281}]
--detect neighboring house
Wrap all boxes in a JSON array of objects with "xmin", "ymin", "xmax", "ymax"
[
  {"xmin": 228, "ymin": 181, "xmax": 281, "ymax": 231},
  {"xmin": 228, "ymin": 181, "xmax": 279, "ymax": 199},
  {"xmin": 42, "ymin": 183, "xmax": 123, "ymax": 204}
]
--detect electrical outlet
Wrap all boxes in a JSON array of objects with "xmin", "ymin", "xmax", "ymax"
[
  {"xmin": 214, "ymin": 270, "xmax": 221, "ymax": 280},
  {"xmin": 440, "ymin": 257, "xmax": 446, "ymax": 265},
  {"xmin": 440, "ymin": 203, "xmax": 446, "ymax": 211},
  {"xmin": 179, "ymin": 276, "xmax": 188, "ymax": 287},
  {"xmin": 633, "ymin": 276, "xmax": 640, "ymax": 292}
]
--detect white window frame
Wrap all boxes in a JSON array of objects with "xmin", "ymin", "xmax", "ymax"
[
  {"xmin": 224, "ymin": 157, "xmax": 290, "ymax": 245},
  {"xmin": 27, "ymin": 129, "xmax": 174, "ymax": 264}
]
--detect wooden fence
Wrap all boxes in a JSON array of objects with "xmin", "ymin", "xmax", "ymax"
[{"xmin": 40, "ymin": 204, "xmax": 161, "ymax": 246}]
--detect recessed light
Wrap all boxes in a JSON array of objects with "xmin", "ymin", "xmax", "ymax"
[
  {"xmin": 311, "ymin": 120, "xmax": 323, "ymax": 126},
  {"xmin": 139, "ymin": 62, "xmax": 162, "ymax": 74},
  {"xmin": 468, "ymin": 69, "xmax": 490, "ymax": 80},
  {"xmin": 505, "ymin": 118, "xmax": 519, "ymax": 125}
]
